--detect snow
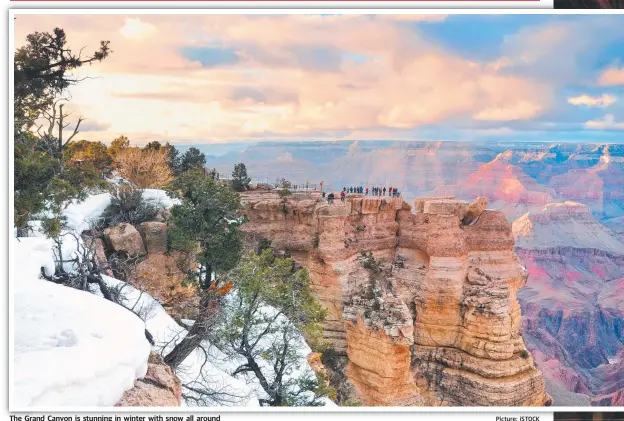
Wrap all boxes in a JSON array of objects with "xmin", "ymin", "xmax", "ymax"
[
  {"xmin": 142, "ymin": 189, "xmax": 179, "ymax": 209},
  {"xmin": 64, "ymin": 189, "xmax": 178, "ymax": 234},
  {"xmin": 64, "ymin": 193, "xmax": 113, "ymax": 234},
  {"xmin": 13, "ymin": 237, "xmax": 150, "ymax": 408},
  {"xmin": 214, "ymin": 294, "xmax": 337, "ymax": 407},
  {"xmin": 101, "ymin": 276, "xmax": 260, "ymax": 407},
  {"xmin": 13, "ymin": 188, "xmax": 331, "ymax": 408}
]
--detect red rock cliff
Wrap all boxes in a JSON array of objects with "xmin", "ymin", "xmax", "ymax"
[{"xmin": 240, "ymin": 191, "xmax": 551, "ymax": 407}]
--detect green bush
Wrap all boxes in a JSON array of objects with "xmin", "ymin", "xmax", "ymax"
[
  {"xmin": 343, "ymin": 399, "xmax": 362, "ymax": 407},
  {"xmin": 100, "ymin": 186, "xmax": 158, "ymax": 228}
]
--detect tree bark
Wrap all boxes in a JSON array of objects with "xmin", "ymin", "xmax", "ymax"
[{"xmin": 164, "ymin": 293, "xmax": 219, "ymax": 369}]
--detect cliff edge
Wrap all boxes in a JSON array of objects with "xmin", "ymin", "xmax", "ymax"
[{"xmin": 240, "ymin": 191, "xmax": 551, "ymax": 407}]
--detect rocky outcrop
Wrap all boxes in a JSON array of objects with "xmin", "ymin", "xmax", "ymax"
[
  {"xmin": 463, "ymin": 197, "xmax": 488, "ymax": 225},
  {"xmin": 99, "ymin": 220, "xmax": 197, "ymax": 318},
  {"xmin": 138, "ymin": 222, "xmax": 168, "ymax": 254},
  {"xmin": 116, "ymin": 353, "xmax": 182, "ymax": 407},
  {"xmin": 241, "ymin": 191, "xmax": 550, "ymax": 407},
  {"xmin": 104, "ymin": 223, "xmax": 146, "ymax": 256},
  {"xmin": 512, "ymin": 202, "xmax": 624, "ymax": 405}
]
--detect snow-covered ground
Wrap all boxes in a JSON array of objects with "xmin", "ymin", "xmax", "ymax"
[
  {"xmin": 13, "ymin": 189, "xmax": 331, "ymax": 408},
  {"xmin": 13, "ymin": 237, "xmax": 150, "ymax": 407},
  {"xmin": 101, "ymin": 276, "xmax": 260, "ymax": 407}
]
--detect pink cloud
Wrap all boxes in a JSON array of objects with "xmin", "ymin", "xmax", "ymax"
[
  {"xmin": 13, "ymin": 14, "xmax": 552, "ymax": 142},
  {"xmin": 599, "ymin": 66, "xmax": 624, "ymax": 86}
]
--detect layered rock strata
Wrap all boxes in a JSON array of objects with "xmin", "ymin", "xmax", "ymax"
[
  {"xmin": 513, "ymin": 202, "xmax": 624, "ymax": 406},
  {"xmin": 240, "ymin": 191, "xmax": 550, "ymax": 406}
]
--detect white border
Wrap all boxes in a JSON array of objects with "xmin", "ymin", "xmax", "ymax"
[{"xmin": 8, "ymin": 7, "xmax": 624, "ymax": 413}]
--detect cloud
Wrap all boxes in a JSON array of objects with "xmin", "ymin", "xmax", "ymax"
[
  {"xmin": 584, "ymin": 114, "xmax": 624, "ymax": 130},
  {"xmin": 13, "ymin": 14, "xmax": 622, "ymax": 143},
  {"xmin": 568, "ymin": 94, "xmax": 616, "ymax": 108},
  {"xmin": 599, "ymin": 66, "xmax": 624, "ymax": 86},
  {"xmin": 78, "ymin": 120, "xmax": 112, "ymax": 132},
  {"xmin": 119, "ymin": 18, "xmax": 156, "ymax": 40}
]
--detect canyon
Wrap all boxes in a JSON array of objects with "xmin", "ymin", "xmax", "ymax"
[
  {"xmin": 513, "ymin": 202, "xmax": 624, "ymax": 406},
  {"xmin": 239, "ymin": 190, "xmax": 552, "ymax": 406}
]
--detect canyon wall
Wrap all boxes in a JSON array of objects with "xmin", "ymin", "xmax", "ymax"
[
  {"xmin": 513, "ymin": 202, "xmax": 624, "ymax": 406},
  {"xmin": 240, "ymin": 190, "xmax": 551, "ymax": 407}
]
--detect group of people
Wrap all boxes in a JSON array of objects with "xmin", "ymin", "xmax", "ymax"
[
  {"xmin": 322, "ymin": 185, "xmax": 401, "ymax": 204},
  {"xmin": 342, "ymin": 186, "xmax": 401, "ymax": 197}
]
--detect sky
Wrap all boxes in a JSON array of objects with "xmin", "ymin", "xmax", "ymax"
[{"xmin": 13, "ymin": 13, "xmax": 624, "ymax": 145}]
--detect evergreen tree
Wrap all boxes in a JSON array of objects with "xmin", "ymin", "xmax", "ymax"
[
  {"xmin": 14, "ymin": 27, "xmax": 110, "ymax": 132},
  {"xmin": 13, "ymin": 27, "xmax": 111, "ymax": 232},
  {"xmin": 179, "ymin": 147, "xmax": 206, "ymax": 173},
  {"xmin": 65, "ymin": 140, "xmax": 112, "ymax": 173},
  {"xmin": 162, "ymin": 142, "xmax": 181, "ymax": 175},
  {"xmin": 108, "ymin": 135, "xmax": 129, "ymax": 160},
  {"xmin": 143, "ymin": 140, "xmax": 162, "ymax": 152},
  {"xmin": 213, "ymin": 249, "xmax": 329, "ymax": 406},
  {"xmin": 14, "ymin": 132, "xmax": 55, "ymax": 232},
  {"xmin": 232, "ymin": 162, "xmax": 251, "ymax": 192},
  {"xmin": 163, "ymin": 169, "xmax": 244, "ymax": 368}
]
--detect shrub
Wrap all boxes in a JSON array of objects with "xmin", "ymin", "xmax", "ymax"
[
  {"xmin": 114, "ymin": 147, "xmax": 173, "ymax": 188},
  {"xmin": 520, "ymin": 350, "xmax": 530, "ymax": 359},
  {"xmin": 356, "ymin": 224, "xmax": 366, "ymax": 232},
  {"xmin": 100, "ymin": 186, "xmax": 159, "ymax": 228},
  {"xmin": 278, "ymin": 188, "xmax": 291, "ymax": 197},
  {"xmin": 343, "ymin": 399, "xmax": 362, "ymax": 407},
  {"xmin": 232, "ymin": 162, "xmax": 251, "ymax": 192},
  {"xmin": 257, "ymin": 237, "xmax": 273, "ymax": 255}
]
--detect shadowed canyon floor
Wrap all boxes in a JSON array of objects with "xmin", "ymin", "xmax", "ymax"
[{"xmin": 239, "ymin": 190, "xmax": 552, "ymax": 406}]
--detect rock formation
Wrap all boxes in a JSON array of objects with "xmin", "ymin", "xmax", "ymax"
[
  {"xmin": 116, "ymin": 353, "xmax": 182, "ymax": 406},
  {"xmin": 240, "ymin": 190, "xmax": 551, "ymax": 407},
  {"xmin": 101, "ymin": 221, "xmax": 198, "ymax": 318},
  {"xmin": 104, "ymin": 223, "xmax": 146, "ymax": 256},
  {"xmin": 513, "ymin": 202, "xmax": 624, "ymax": 406}
]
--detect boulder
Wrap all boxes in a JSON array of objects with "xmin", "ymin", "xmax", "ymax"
[
  {"xmin": 116, "ymin": 353, "xmax": 181, "ymax": 407},
  {"xmin": 104, "ymin": 223, "xmax": 146, "ymax": 256},
  {"xmin": 154, "ymin": 209, "xmax": 171, "ymax": 223},
  {"xmin": 138, "ymin": 222, "xmax": 168, "ymax": 254},
  {"xmin": 462, "ymin": 196, "xmax": 488, "ymax": 225}
]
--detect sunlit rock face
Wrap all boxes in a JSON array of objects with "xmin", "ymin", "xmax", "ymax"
[
  {"xmin": 513, "ymin": 201, "xmax": 624, "ymax": 406},
  {"xmin": 241, "ymin": 191, "xmax": 550, "ymax": 407}
]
